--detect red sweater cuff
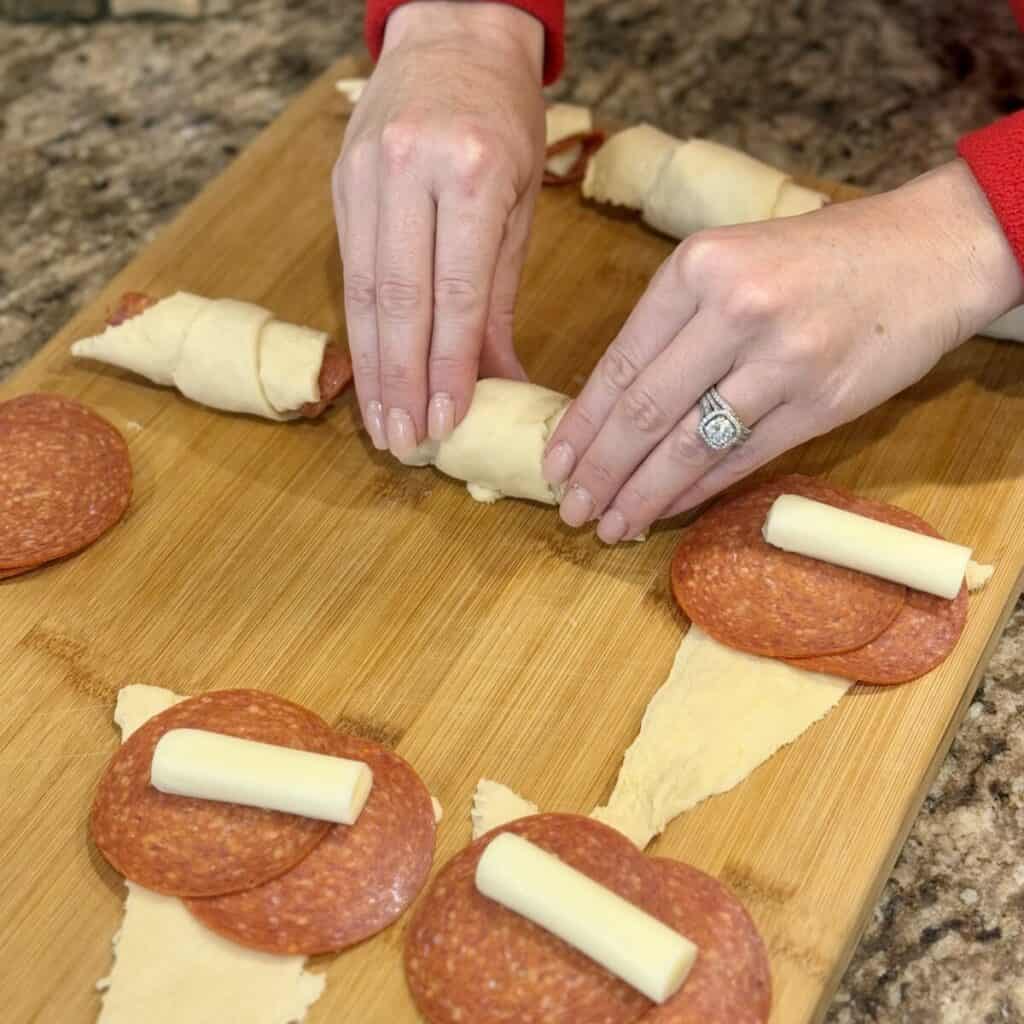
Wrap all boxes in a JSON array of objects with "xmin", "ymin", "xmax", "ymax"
[
  {"xmin": 957, "ymin": 112, "xmax": 1024, "ymax": 276},
  {"xmin": 365, "ymin": 0, "xmax": 565, "ymax": 85}
]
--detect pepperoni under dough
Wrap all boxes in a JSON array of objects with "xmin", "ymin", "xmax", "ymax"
[
  {"xmin": 671, "ymin": 475, "xmax": 906, "ymax": 659},
  {"xmin": 405, "ymin": 813, "xmax": 662, "ymax": 1024},
  {"xmin": 639, "ymin": 860, "xmax": 771, "ymax": 1024},
  {"xmin": 786, "ymin": 503, "xmax": 968, "ymax": 683},
  {"xmin": 186, "ymin": 734, "xmax": 436, "ymax": 954},
  {"xmin": 91, "ymin": 690, "xmax": 336, "ymax": 897},
  {"xmin": 0, "ymin": 394, "xmax": 132, "ymax": 573}
]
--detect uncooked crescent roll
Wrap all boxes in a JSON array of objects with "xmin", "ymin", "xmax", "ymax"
[
  {"xmin": 399, "ymin": 378, "xmax": 569, "ymax": 504},
  {"xmin": 72, "ymin": 292, "xmax": 352, "ymax": 420},
  {"xmin": 583, "ymin": 125, "xmax": 827, "ymax": 238}
]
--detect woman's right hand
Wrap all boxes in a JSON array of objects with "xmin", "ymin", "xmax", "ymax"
[{"xmin": 334, "ymin": 2, "xmax": 546, "ymax": 457}]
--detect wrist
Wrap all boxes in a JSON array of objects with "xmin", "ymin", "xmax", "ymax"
[
  {"xmin": 898, "ymin": 160, "xmax": 1024, "ymax": 334},
  {"xmin": 382, "ymin": 2, "xmax": 544, "ymax": 81}
]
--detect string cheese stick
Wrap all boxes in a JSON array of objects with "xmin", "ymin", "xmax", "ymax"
[
  {"xmin": 475, "ymin": 832, "xmax": 697, "ymax": 1004},
  {"xmin": 763, "ymin": 493, "xmax": 972, "ymax": 600},
  {"xmin": 151, "ymin": 729, "xmax": 373, "ymax": 825}
]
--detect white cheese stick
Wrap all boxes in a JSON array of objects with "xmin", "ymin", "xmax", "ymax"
[
  {"xmin": 151, "ymin": 728, "xmax": 373, "ymax": 824},
  {"xmin": 476, "ymin": 832, "xmax": 697, "ymax": 1003},
  {"xmin": 763, "ymin": 493, "xmax": 972, "ymax": 600}
]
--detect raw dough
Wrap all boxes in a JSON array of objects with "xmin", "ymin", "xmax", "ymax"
[
  {"xmin": 966, "ymin": 560, "xmax": 995, "ymax": 592},
  {"xmin": 400, "ymin": 378, "xmax": 569, "ymax": 505},
  {"xmin": 335, "ymin": 77, "xmax": 366, "ymax": 104},
  {"xmin": 545, "ymin": 103, "xmax": 594, "ymax": 178},
  {"xmin": 97, "ymin": 685, "xmax": 326, "ymax": 1024},
  {"xmin": 71, "ymin": 293, "xmax": 327, "ymax": 421},
  {"xmin": 471, "ymin": 778, "xmax": 539, "ymax": 839},
  {"xmin": 431, "ymin": 796, "xmax": 444, "ymax": 824},
  {"xmin": 583, "ymin": 126, "xmax": 827, "ymax": 238},
  {"xmin": 591, "ymin": 625, "xmax": 850, "ymax": 849}
]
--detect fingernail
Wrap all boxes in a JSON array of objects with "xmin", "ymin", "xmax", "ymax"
[
  {"xmin": 543, "ymin": 441, "xmax": 576, "ymax": 485},
  {"xmin": 365, "ymin": 401, "xmax": 388, "ymax": 450},
  {"xmin": 560, "ymin": 483, "xmax": 594, "ymax": 527},
  {"xmin": 428, "ymin": 392, "xmax": 455, "ymax": 441},
  {"xmin": 597, "ymin": 509, "xmax": 628, "ymax": 545},
  {"xmin": 386, "ymin": 407, "xmax": 417, "ymax": 458}
]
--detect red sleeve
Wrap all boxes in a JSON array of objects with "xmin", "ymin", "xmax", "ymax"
[
  {"xmin": 1014, "ymin": 0, "xmax": 1024, "ymax": 29},
  {"xmin": 365, "ymin": 0, "xmax": 565, "ymax": 85}
]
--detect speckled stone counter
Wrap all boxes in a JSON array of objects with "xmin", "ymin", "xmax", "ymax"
[{"xmin": 2, "ymin": 2, "xmax": 1023, "ymax": 1020}]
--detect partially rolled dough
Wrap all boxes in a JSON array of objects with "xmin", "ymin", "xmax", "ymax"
[
  {"xmin": 545, "ymin": 103, "xmax": 594, "ymax": 178},
  {"xmin": 401, "ymin": 378, "xmax": 569, "ymax": 505},
  {"xmin": 981, "ymin": 304, "xmax": 1024, "ymax": 343},
  {"xmin": 97, "ymin": 685, "xmax": 326, "ymax": 1024}
]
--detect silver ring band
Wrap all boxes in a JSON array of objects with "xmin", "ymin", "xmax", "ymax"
[{"xmin": 697, "ymin": 386, "xmax": 751, "ymax": 451}]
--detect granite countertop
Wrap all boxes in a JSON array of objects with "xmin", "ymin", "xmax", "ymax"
[{"xmin": 2, "ymin": 1, "xmax": 1023, "ymax": 1020}]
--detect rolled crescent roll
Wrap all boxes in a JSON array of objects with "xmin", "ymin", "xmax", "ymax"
[
  {"xmin": 71, "ymin": 292, "xmax": 352, "ymax": 420},
  {"xmin": 399, "ymin": 378, "xmax": 569, "ymax": 505},
  {"xmin": 583, "ymin": 125, "xmax": 827, "ymax": 238},
  {"xmin": 981, "ymin": 304, "xmax": 1024, "ymax": 343}
]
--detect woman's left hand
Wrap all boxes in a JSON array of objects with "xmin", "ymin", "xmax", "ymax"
[{"xmin": 542, "ymin": 159, "xmax": 1024, "ymax": 543}]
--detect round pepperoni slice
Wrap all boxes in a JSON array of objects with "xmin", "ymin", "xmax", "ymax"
[
  {"xmin": 639, "ymin": 859, "xmax": 771, "ymax": 1024},
  {"xmin": 186, "ymin": 733, "xmax": 435, "ymax": 954},
  {"xmin": 405, "ymin": 813, "xmax": 660, "ymax": 1024},
  {"xmin": 671, "ymin": 475, "xmax": 905, "ymax": 659},
  {"xmin": 786, "ymin": 503, "xmax": 968, "ymax": 684},
  {"xmin": 0, "ymin": 394, "xmax": 132, "ymax": 573},
  {"xmin": 91, "ymin": 690, "xmax": 336, "ymax": 897}
]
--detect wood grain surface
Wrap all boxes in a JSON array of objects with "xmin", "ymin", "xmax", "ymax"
[{"xmin": 3, "ymin": 56, "xmax": 1024, "ymax": 1024}]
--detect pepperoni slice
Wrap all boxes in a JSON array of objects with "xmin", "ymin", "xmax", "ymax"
[
  {"xmin": 0, "ymin": 394, "xmax": 132, "ymax": 574},
  {"xmin": 671, "ymin": 475, "xmax": 906, "ymax": 659},
  {"xmin": 107, "ymin": 291, "xmax": 157, "ymax": 325},
  {"xmin": 299, "ymin": 342, "xmax": 353, "ymax": 419},
  {"xmin": 786, "ymin": 503, "xmax": 968, "ymax": 683},
  {"xmin": 405, "ymin": 813, "xmax": 661, "ymax": 1024},
  {"xmin": 544, "ymin": 130, "xmax": 607, "ymax": 185},
  {"xmin": 639, "ymin": 859, "xmax": 771, "ymax": 1024},
  {"xmin": 186, "ymin": 734, "xmax": 435, "ymax": 954},
  {"xmin": 91, "ymin": 690, "xmax": 336, "ymax": 897}
]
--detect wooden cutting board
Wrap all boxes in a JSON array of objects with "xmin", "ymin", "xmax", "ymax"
[{"xmin": 3, "ymin": 56, "xmax": 1024, "ymax": 1024}]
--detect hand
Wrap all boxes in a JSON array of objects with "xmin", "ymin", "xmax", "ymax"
[
  {"xmin": 543, "ymin": 159, "xmax": 1024, "ymax": 543},
  {"xmin": 333, "ymin": 2, "xmax": 545, "ymax": 457}
]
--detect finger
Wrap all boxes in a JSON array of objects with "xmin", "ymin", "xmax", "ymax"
[
  {"xmin": 594, "ymin": 368, "xmax": 785, "ymax": 543},
  {"xmin": 334, "ymin": 141, "xmax": 387, "ymax": 449},
  {"xmin": 427, "ymin": 186, "xmax": 512, "ymax": 441},
  {"xmin": 542, "ymin": 249, "xmax": 700, "ymax": 488},
  {"xmin": 658, "ymin": 405, "xmax": 821, "ymax": 520},
  {"xmin": 556, "ymin": 310, "xmax": 737, "ymax": 528},
  {"xmin": 376, "ymin": 126, "xmax": 437, "ymax": 458},
  {"xmin": 478, "ymin": 196, "xmax": 535, "ymax": 383}
]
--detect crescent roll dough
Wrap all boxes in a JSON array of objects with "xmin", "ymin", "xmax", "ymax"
[
  {"xmin": 583, "ymin": 125, "xmax": 827, "ymax": 238},
  {"xmin": 400, "ymin": 378, "xmax": 569, "ymax": 505},
  {"xmin": 72, "ymin": 292, "xmax": 329, "ymax": 421}
]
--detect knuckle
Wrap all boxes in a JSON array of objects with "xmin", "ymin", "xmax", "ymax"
[
  {"xmin": 620, "ymin": 386, "xmax": 668, "ymax": 434},
  {"xmin": 723, "ymin": 279, "xmax": 779, "ymax": 325},
  {"xmin": 379, "ymin": 362, "xmax": 414, "ymax": 391},
  {"xmin": 434, "ymin": 274, "xmax": 482, "ymax": 319},
  {"xmin": 380, "ymin": 120, "xmax": 418, "ymax": 172},
  {"xmin": 343, "ymin": 271, "xmax": 377, "ymax": 314},
  {"xmin": 377, "ymin": 277, "xmax": 423, "ymax": 321},
  {"xmin": 670, "ymin": 230, "xmax": 726, "ymax": 286},
  {"xmin": 600, "ymin": 345, "xmax": 641, "ymax": 392},
  {"xmin": 448, "ymin": 127, "xmax": 492, "ymax": 193},
  {"xmin": 428, "ymin": 351, "xmax": 476, "ymax": 379}
]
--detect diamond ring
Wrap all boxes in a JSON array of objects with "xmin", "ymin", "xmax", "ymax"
[{"xmin": 697, "ymin": 386, "xmax": 751, "ymax": 451}]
